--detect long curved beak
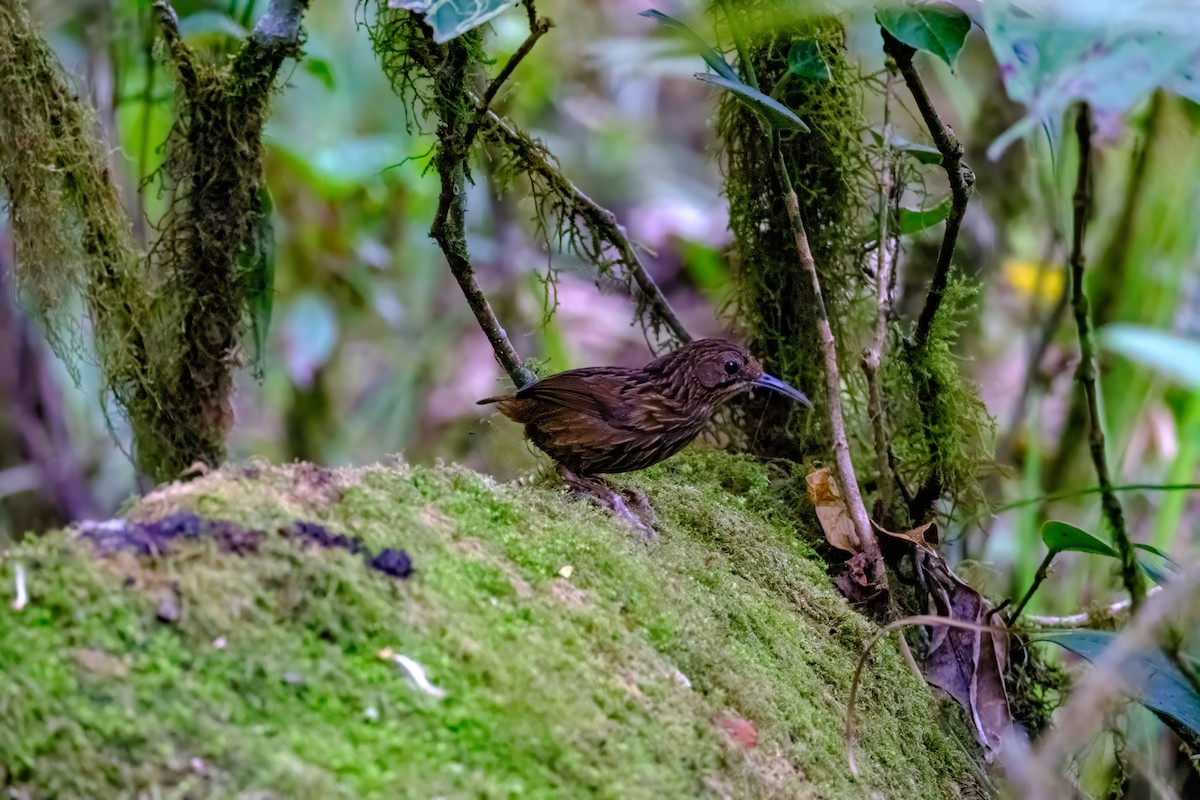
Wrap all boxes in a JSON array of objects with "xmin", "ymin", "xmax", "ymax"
[{"xmin": 753, "ymin": 373, "xmax": 812, "ymax": 408}]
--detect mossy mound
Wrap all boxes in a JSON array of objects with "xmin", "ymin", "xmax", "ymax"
[{"xmin": 0, "ymin": 453, "xmax": 982, "ymax": 798}]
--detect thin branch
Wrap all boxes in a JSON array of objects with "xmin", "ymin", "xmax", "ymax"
[
  {"xmin": 480, "ymin": 110, "xmax": 692, "ymax": 345},
  {"xmin": 1068, "ymin": 104, "xmax": 1145, "ymax": 611},
  {"xmin": 883, "ymin": 30, "xmax": 975, "ymax": 519},
  {"xmin": 463, "ymin": 16, "xmax": 552, "ymax": 151},
  {"xmin": 881, "ymin": 30, "xmax": 974, "ymax": 349},
  {"xmin": 723, "ymin": 5, "xmax": 882, "ymax": 574},
  {"xmin": 1020, "ymin": 590, "xmax": 1160, "ymax": 628},
  {"xmin": 393, "ymin": 28, "xmax": 688, "ymax": 347},
  {"xmin": 429, "ymin": 35, "xmax": 536, "ymax": 389},
  {"xmin": 862, "ymin": 72, "xmax": 899, "ymax": 520},
  {"xmin": 1007, "ymin": 549, "xmax": 1056, "ymax": 625}
]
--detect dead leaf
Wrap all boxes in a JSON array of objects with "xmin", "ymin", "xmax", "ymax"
[
  {"xmin": 805, "ymin": 468, "xmax": 859, "ymax": 553},
  {"xmin": 717, "ymin": 713, "xmax": 758, "ymax": 749},
  {"xmin": 875, "ymin": 520, "xmax": 936, "ymax": 547},
  {"xmin": 919, "ymin": 547, "xmax": 1013, "ymax": 761},
  {"xmin": 73, "ymin": 648, "xmax": 129, "ymax": 678}
]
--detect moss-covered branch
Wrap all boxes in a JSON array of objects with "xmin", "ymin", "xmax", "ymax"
[
  {"xmin": 427, "ymin": 31, "xmax": 537, "ymax": 389},
  {"xmin": 1, "ymin": 0, "xmax": 309, "ymax": 482},
  {"xmin": 1067, "ymin": 105, "xmax": 1145, "ymax": 611}
]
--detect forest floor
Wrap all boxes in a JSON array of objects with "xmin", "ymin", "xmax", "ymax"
[{"xmin": 0, "ymin": 451, "xmax": 988, "ymax": 798}]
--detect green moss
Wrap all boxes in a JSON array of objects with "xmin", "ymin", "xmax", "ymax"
[
  {"xmin": 718, "ymin": 4, "xmax": 875, "ymax": 461},
  {"xmin": 888, "ymin": 275, "xmax": 996, "ymax": 516},
  {"xmin": 0, "ymin": 452, "xmax": 982, "ymax": 798}
]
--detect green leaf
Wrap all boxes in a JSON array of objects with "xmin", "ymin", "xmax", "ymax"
[
  {"xmin": 696, "ymin": 74, "xmax": 811, "ymax": 132},
  {"xmin": 1100, "ymin": 324, "xmax": 1200, "ymax": 390},
  {"xmin": 1138, "ymin": 557, "xmax": 1174, "ymax": 586},
  {"xmin": 1041, "ymin": 520, "xmax": 1117, "ymax": 557},
  {"xmin": 640, "ymin": 10, "xmax": 738, "ymax": 82},
  {"xmin": 983, "ymin": 0, "xmax": 1200, "ymax": 159},
  {"xmin": 877, "ymin": 2, "xmax": 972, "ymax": 68},
  {"xmin": 390, "ymin": 0, "xmax": 518, "ymax": 44},
  {"xmin": 1040, "ymin": 630, "xmax": 1200, "ymax": 738},
  {"xmin": 897, "ymin": 196, "xmax": 952, "ymax": 234},
  {"xmin": 1134, "ymin": 543, "xmax": 1179, "ymax": 564},
  {"xmin": 870, "ymin": 129, "xmax": 943, "ymax": 165},
  {"xmin": 786, "ymin": 40, "xmax": 831, "ymax": 82},
  {"xmin": 305, "ymin": 58, "xmax": 336, "ymax": 91}
]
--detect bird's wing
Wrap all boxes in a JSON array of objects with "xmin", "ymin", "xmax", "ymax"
[{"xmin": 515, "ymin": 368, "xmax": 632, "ymax": 425}]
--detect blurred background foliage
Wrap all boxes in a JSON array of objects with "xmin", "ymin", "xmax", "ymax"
[{"xmin": 3, "ymin": 0, "xmax": 1200, "ymax": 791}]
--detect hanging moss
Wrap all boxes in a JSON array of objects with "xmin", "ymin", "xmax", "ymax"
[
  {"xmin": 716, "ymin": 3, "xmax": 875, "ymax": 462},
  {"xmin": 0, "ymin": 2, "xmax": 296, "ymax": 482},
  {"xmin": 886, "ymin": 275, "xmax": 995, "ymax": 518}
]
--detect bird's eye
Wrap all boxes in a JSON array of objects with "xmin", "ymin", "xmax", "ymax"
[{"xmin": 724, "ymin": 360, "xmax": 739, "ymax": 376}]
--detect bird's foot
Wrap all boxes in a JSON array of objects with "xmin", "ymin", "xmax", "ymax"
[{"xmin": 557, "ymin": 466, "xmax": 658, "ymax": 541}]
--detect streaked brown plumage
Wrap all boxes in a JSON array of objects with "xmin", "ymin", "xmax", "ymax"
[{"xmin": 479, "ymin": 339, "xmax": 810, "ymax": 534}]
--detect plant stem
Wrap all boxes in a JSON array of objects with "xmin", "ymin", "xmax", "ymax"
[
  {"xmin": 720, "ymin": 1, "xmax": 881, "ymax": 573},
  {"xmin": 881, "ymin": 30, "xmax": 973, "ymax": 350},
  {"xmin": 862, "ymin": 71, "xmax": 898, "ymax": 521},
  {"xmin": 882, "ymin": 30, "xmax": 974, "ymax": 519},
  {"xmin": 463, "ymin": 16, "xmax": 552, "ymax": 150},
  {"xmin": 1068, "ymin": 104, "xmax": 1145, "ymax": 611},
  {"xmin": 1007, "ymin": 549, "xmax": 1056, "ymax": 624},
  {"xmin": 429, "ymin": 35, "xmax": 536, "ymax": 389}
]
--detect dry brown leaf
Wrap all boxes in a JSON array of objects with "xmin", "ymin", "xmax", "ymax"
[
  {"xmin": 875, "ymin": 520, "xmax": 935, "ymax": 547},
  {"xmin": 919, "ymin": 547, "xmax": 1013, "ymax": 761},
  {"xmin": 805, "ymin": 468, "xmax": 859, "ymax": 553}
]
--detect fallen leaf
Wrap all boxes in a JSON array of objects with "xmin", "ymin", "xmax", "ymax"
[
  {"xmin": 73, "ymin": 648, "xmax": 129, "ymax": 678},
  {"xmin": 558, "ymin": 565, "xmax": 574, "ymax": 579},
  {"xmin": 378, "ymin": 647, "xmax": 395, "ymax": 661},
  {"xmin": 805, "ymin": 468, "xmax": 859, "ymax": 553},
  {"xmin": 717, "ymin": 713, "xmax": 758, "ymax": 749},
  {"xmin": 919, "ymin": 547, "xmax": 1012, "ymax": 760}
]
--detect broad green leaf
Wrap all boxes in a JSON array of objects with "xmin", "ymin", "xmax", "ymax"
[
  {"xmin": 897, "ymin": 196, "xmax": 952, "ymax": 234},
  {"xmin": 1040, "ymin": 630, "xmax": 1200, "ymax": 738},
  {"xmin": 1100, "ymin": 324, "xmax": 1200, "ymax": 390},
  {"xmin": 866, "ymin": 195, "xmax": 951, "ymax": 239},
  {"xmin": 389, "ymin": 0, "xmax": 517, "ymax": 44},
  {"xmin": 877, "ymin": 2, "xmax": 971, "ymax": 68},
  {"xmin": 983, "ymin": 0, "xmax": 1200, "ymax": 159},
  {"xmin": 1041, "ymin": 520, "xmax": 1117, "ymax": 557},
  {"xmin": 1138, "ymin": 557, "xmax": 1174, "ymax": 586},
  {"xmin": 870, "ymin": 129, "xmax": 943, "ymax": 165},
  {"xmin": 787, "ymin": 40, "xmax": 831, "ymax": 82},
  {"xmin": 640, "ymin": 10, "xmax": 738, "ymax": 82},
  {"xmin": 696, "ymin": 74, "xmax": 811, "ymax": 132}
]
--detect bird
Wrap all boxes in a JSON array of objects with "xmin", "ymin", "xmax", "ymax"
[{"xmin": 478, "ymin": 338, "xmax": 811, "ymax": 536}]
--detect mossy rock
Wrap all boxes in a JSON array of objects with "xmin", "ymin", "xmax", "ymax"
[{"xmin": 0, "ymin": 452, "xmax": 983, "ymax": 798}]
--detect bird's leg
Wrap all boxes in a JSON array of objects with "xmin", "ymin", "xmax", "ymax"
[{"xmin": 556, "ymin": 464, "xmax": 658, "ymax": 540}]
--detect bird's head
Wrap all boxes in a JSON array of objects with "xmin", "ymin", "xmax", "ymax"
[{"xmin": 654, "ymin": 338, "xmax": 812, "ymax": 409}]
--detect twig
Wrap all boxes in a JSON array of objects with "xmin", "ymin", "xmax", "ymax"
[
  {"xmin": 1067, "ymin": 104, "xmax": 1145, "ymax": 611},
  {"xmin": 882, "ymin": 30, "xmax": 974, "ymax": 519},
  {"xmin": 1004, "ymin": 563, "xmax": 1200, "ymax": 800},
  {"xmin": 723, "ymin": 3, "xmax": 881, "ymax": 571},
  {"xmin": 862, "ymin": 72, "xmax": 899, "ymax": 520},
  {"xmin": 479, "ymin": 110, "xmax": 691, "ymax": 345},
  {"xmin": 429, "ymin": 36, "xmax": 537, "ymax": 389},
  {"xmin": 392, "ymin": 27, "xmax": 689, "ymax": 347},
  {"xmin": 1007, "ymin": 549, "xmax": 1056, "ymax": 624},
  {"xmin": 152, "ymin": 2, "xmax": 198, "ymax": 96},
  {"xmin": 881, "ymin": 30, "xmax": 973, "ymax": 350},
  {"xmin": 463, "ymin": 16, "xmax": 552, "ymax": 151}
]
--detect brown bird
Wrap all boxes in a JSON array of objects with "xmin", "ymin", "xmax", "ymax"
[{"xmin": 479, "ymin": 338, "xmax": 811, "ymax": 536}]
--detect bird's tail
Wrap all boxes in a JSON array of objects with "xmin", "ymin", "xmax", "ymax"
[{"xmin": 477, "ymin": 395, "xmax": 505, "ymax": 406}]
